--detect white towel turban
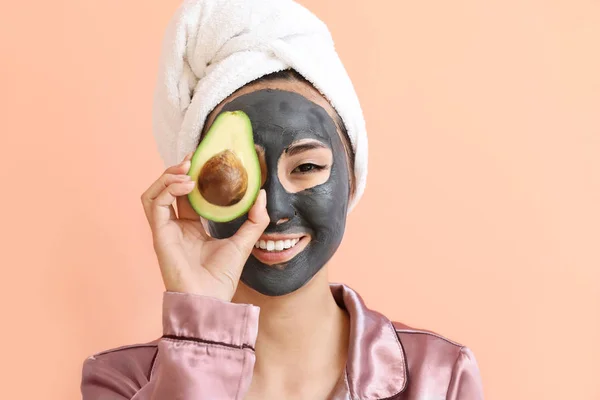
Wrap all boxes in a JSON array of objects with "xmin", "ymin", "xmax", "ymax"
[{"xmin": 151, "ymin": 0, "xmax": 368, "ymax": 211}]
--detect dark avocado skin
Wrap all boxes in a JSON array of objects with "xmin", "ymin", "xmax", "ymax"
[{"xmin": 205, "ymin": 89, "xmax": 350, "ymax": 296}]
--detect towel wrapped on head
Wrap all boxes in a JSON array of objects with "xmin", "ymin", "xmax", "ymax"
[{"xmin": 152, "ymin": 0, "xmax": 368, "ymax": 211}]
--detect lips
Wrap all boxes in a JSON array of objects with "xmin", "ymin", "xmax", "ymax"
[{"xmin": 251, "ymin": 235, "xmax": 310, "ymax": 265}]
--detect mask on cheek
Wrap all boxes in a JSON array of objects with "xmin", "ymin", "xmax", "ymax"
[{"xmin": 205, "ymin": 89, "xmax": 350, "ymax": 296}]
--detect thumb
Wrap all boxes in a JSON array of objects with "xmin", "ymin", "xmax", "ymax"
[{"xmin": 230, "ymin": 189, "xmax": 269, "ymax": 255}]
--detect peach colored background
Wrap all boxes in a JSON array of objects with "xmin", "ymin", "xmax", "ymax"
[{"xmin": 1, "ymin": 0, "xmax": 599, "ymax": 399}]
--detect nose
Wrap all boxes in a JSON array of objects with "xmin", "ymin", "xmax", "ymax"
[{"xmin": 265, "ymin": 180, "xmax": 295, "ymax": 225}]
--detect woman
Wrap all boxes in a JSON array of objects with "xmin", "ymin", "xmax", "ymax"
[{"xmin": 81, "ymin": 1, "xmax": 484, "ymax": 399}]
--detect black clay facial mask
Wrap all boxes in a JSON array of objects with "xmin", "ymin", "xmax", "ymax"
[{"xmin": 205, "ymin": 89, "xmax": 350, "ymax": 296}]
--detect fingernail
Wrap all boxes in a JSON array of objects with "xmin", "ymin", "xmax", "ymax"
[{"xmin": 260, "ymin": 189, "xmax": 267, "ymax": 207}]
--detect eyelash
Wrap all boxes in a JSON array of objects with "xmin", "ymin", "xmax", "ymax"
[{"xmin": 292, "ymin": 163, "xmax": 328, "ymax": 174}]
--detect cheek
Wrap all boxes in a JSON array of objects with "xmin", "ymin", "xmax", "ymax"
[
  {"xmin": 296, "ymin": 177, "xmax": 348, "ymax": 231},
  {"xmin": 255, "ymin": 145, "xmax": 267, "ymax": 188},
  {"xmin": 207, "ymin": 217, "xmax": 246, "ymax": 239},
  {"xmin": 293, "ymin": 149, "xmax": 349, "ymax": 220}
]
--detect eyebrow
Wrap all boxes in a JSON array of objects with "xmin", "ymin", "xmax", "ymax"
[{"xmin": 284, "ymin": 141, "xmax": 329, "ymax": 157}]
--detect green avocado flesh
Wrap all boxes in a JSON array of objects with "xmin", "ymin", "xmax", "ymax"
[{"xmin": 187, "ymin": 111, "xmax": 260, "ymax": 222}]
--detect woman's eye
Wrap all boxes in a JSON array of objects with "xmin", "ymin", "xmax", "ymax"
[{"xmin": 293, "ymin": 163, "xmax": 325, "ymax": 173}]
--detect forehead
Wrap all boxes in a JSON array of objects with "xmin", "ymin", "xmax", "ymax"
[
  {"xmin": 220, "ymin": 89, "xmax": 336, "ymax": 138},
  {"xmin": 203, "ymin": 77, "xmax": 341, "ymax": 135}
]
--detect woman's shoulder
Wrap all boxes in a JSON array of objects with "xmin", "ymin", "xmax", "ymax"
[
  {"xmin": 390, "ymin": 320, "xmax": 484, "ymax": 396},
  {"xmin": 392, "ymin": 320, "xmax": 465, "ymax": 349},
  {"xmin": 82, "ymin": 338, "xmax": 160, "ymax": 379},
  {"xmin": 81, "ymin": 339, "xmax": 161, "ymax": 397},
  {"xmin": 391, "ymin": 320, "xmax": 477, "ymax": 371}
]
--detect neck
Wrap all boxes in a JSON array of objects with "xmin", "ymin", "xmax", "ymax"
[{"xmin": 232, "ymin": 268, "xmax": 350, "ymax": 377}]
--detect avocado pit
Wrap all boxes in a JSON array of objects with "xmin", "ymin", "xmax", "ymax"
[{"xmin": 198, "ymin": 150, "xmax": 248, "ymax": 207}]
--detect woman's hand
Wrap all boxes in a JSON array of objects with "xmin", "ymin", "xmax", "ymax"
[{"xmin": 141, "ymin": 153, "xmax": 269, "ymax": 302}]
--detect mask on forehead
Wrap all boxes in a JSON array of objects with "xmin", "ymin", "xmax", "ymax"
[{"xmin": 205, "ymin": 89, "xmax": 350, "ymax": 296}]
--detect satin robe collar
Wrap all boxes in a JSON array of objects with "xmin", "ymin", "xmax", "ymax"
[{"xmin": 330, "ymin": 283, "xmax": 407, "ymax": 399}]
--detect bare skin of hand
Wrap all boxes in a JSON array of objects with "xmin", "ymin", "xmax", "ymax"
[{"xmin": 141, "ymin": 152, "xmax": 269, "ymax": 302}]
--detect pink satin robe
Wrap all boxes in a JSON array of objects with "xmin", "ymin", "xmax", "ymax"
[{"xmin": 81, "ymin": 283, "xmax": 484, "ymax": 399}]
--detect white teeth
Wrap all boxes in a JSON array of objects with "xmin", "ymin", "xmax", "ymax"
[{"xmin": 254, "ymin": 237, "xmax": 303, "ymax": 252}]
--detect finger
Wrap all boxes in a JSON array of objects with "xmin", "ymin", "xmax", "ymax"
[
  {"xmin": 229, "ymin": 190, "xmax": 269, "ymax": 255},
  {"xmin": 141, "ymin": 173, "xmax": 192, "ymax": 223},
  {"xmin": 175, "ymin": 156, "xmax": 202, "ymax": 221},
  {"xmin": 183, "ymin": 150, "xmax": 194, "ymax": 162},
  {"xmin": 164, "ymin": 159, "xmax": 192, "ymax": 176},
  {"xmin": 175, "ymin": 193, "xmax": 210, "ymax": 240},
  {"xmin": 142, "ymin": 159, "xmax": 191, "ymax": 209},
  {"xmin": 151, "ymin": 181, "xmax": 196, "ymax": 229},
  {"xmin": 176, "ymin": 191, "xmax": 201, "ymax": 220}
]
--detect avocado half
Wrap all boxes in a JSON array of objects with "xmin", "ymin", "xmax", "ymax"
[{"xmin": 187, "ymin": 111, "xmax": 261, "ymax": 223}]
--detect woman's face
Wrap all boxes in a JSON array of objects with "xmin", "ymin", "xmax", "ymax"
[{"xmin": 203, "ymin": 85, "xmax": 350, "ymax": 296}]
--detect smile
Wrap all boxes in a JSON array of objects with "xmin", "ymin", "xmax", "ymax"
[
  {"xmin": 254, "ymin": 238, "xmax": 300, "ymax": 251},
  {"xmin": 251, "ymin": 235, "xmax": 311, "ymax": 265}
]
